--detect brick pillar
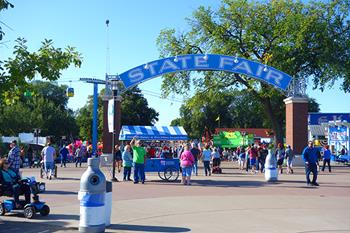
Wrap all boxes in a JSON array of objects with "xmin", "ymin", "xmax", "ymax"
[
  {"xmin": 284, "ymin": 97, "xmax": 308, "ymax": 154},
  {"xmin": 102, "ymin": 96, "xmax": 112, "ymax": 154}
]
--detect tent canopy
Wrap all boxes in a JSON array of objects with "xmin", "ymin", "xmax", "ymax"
[{"xmin": 119, "ymin": 125, "xmax": 188, "ymax": 141}]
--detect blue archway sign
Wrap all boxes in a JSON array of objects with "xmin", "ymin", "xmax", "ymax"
[{"xmin": 118, "ymin": 54, "xmax": 292, "ymax": 91}]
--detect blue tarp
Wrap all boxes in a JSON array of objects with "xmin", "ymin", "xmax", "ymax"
[{"xmin": 119, "ymin": 125, "xmax": 188, "ymax": 141}]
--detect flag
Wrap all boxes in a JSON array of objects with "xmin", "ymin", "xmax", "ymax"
[{"xmin": 215, "ymin": 116, "xmax": 220, "ymax": 121}]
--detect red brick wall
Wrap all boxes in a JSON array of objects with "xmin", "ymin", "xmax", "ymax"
[{"xmin": 285, "ymin": 97, "xmax": 308, "ymax": 154}]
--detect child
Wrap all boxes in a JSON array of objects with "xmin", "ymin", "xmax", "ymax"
[{"xmin": 238, "ymin": 148, "xmax": 246, "ymax": 171}]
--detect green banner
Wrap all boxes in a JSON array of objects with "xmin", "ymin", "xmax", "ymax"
[{"xmin": 213, "ymin": 131, "xmax": 253, "ymax": 148}]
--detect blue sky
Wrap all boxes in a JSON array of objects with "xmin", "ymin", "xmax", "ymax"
[{"xmin": 1, "ymin": 0, "xmax": 350, "ymax": 126}]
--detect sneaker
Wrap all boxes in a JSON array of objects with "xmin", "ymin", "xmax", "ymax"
[
  {"xmin": 134, "ymin": 181, "xmax": 139, "ymax": 184},
  {"xmin": 142, "ymin": 181, "xmax": 145, "ymax": 184},
  {"xmin": 312, "ymin": 182, "xmax": 320, "ymax": 186}
]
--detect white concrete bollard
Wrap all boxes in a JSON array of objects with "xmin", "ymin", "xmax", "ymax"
[{"xmin": 105, "ymin": 181, "xmax": 112, "ymax": 227}]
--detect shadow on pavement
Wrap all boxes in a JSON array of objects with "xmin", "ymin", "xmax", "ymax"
[
  {"xmin": 44, "ymin": 190, "xmax": 78, "ymax": 195},
  {"xmin": 46, "ymin": 213, "xmax": 80, "ymax": 221},
  {"xmin": 0, "ymin": 219, "xmax": 77, "ymax": 233},
  {"xmin": 57, "ymin": 177, "xmax": 81, "ymax": 181},
  {"xmin": 190, "ymin": 179, "xmax": 266, "ymax": 187},
  {"xmin": 108, "ymin": 224, "xmax": 191, "ymax": 232}
]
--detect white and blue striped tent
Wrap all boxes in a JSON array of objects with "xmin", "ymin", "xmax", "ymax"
[{"xmin": 119, "ymin": 125, "xmax": 188, "ymax": 141}]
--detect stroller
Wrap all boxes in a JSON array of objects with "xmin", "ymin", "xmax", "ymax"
[{"xmin": 0, "ymin": 173, "xmax": 49, "ymax": 219}]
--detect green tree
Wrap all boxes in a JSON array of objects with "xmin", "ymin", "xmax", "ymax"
[
  {"xmin": 76, "ymin": 87, "xmax": 159, "ymax": 140},
  {"xmin": 172, "ymin": 90, "xmax": 320, "ymax": 139},
  {"xmin": 0, "ymin": 81, "xmax": 79, "ymax": 139},
  {"xmin": 0, "ymin": 2, "xmax": 82, "ymax": 105},
  {"xmin": 157, "ymin": 0, "xmax": 350, "ymax": 143}
]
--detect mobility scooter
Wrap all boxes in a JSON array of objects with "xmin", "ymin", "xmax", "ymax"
[{"xmin": 0, "ymin": 174, "xmax": 49, "ymax": 219}]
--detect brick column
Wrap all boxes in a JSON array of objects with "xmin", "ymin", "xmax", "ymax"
[
  {"xmin": 284, "ymin": 97, "xmax": 308, "ymax": 154},
  {"xmin": 102, "ymin": 96, "xmax": 112, "ymax": 154}
]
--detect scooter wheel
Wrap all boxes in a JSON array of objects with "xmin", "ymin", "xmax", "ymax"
[
  {"xmin": 24, "ymin": 206, "xmax": 35, "ymax": 219},
  {"xmin": 0, "ymin": 203, "xmax": 5, "ymax": 216},
  {"xmin": 40, "ymin": 205, "xmax": 50, "ymax": 216}
]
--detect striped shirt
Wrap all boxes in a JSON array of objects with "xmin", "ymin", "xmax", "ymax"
[{"xmin": 8, "ymin": 146, "xmax": 21, "ymax": 172}]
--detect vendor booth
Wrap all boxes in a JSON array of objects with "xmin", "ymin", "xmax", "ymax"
[
  {"xmin": 119, "ymin": 125, "xmax": 188, "ymax": 141},
  {"xmin": 119, "ymin": 125, "xmax": 188, "ymax": 181},
  {"xmin": 213, "ymin": 131, "xmax": 254, "ymax": 148}
]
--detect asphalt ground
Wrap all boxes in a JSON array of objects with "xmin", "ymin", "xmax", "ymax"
[{"xmin": 1, "ymin": 161, "xmax": 350, "ymax": 233}]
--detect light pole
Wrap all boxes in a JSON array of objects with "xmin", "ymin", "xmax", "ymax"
[{"xmin": 109, "ymin": 77, "xmax": 121, "ymax": 182}]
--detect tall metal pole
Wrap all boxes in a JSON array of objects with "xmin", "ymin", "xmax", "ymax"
[{"xmin": 92, "ymin": 83, "xmax": 98, "ymax": 156}]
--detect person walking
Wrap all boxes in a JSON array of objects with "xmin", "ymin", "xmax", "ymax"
[
  {"xmin": 259, "ymin": 144, "xmax": 268, "ymax": 173},
  {"xmin": 275, "ymin": 143, "xmax": 285, "ymax": 174},
  {"xmin": 238, "ymin": 147, "xmax": 246, "ymax": 171},
  {"xmin": 285, "ymin": 145, "xmax": 295, "ymax": 174},
  {"xmin": 59, "ymin": 145, "xmax": 69, "ymax": 168},
  {"xmin": 115, "ymin": 144, "xmax": 123, "ymax": 173},
  {"xmin": 75, "ymin": 146, "xmax": 83, "ymax": 167},
  {"xmin": 249, "ymin": 144, "xmax": 259, "ymax": 174},
  {"xmin": 130, "ymin": 136, "xmax": 146, "ymax": 184},
  {"xmin": 180, "ymin": 144, "xmax": 195, "ymax": 185},
  {"xmin": 122, "ymin": 145, "xmax": 133, "ymax": 181},
  {"xmin": 245, "ymin": 145, "xmax": 251, "ymax": 173},
  {"xmin": 322, "ymin": 145, "xmax": 332, "ymax": 172},
  {"xmin": 7, "ymin": 140, "xmax": 21, "ymax": 174},
  {"xmin": 27, "ymin": 145, "xmax": 34, "ymax": 168},
  {"xmin": 302, "ymin": 141, "xmax": 319, "ymax": 186},
  {"xmin": 190, "ymin": 144, "xmax": 200, "ymax": 176},
  {"xmin": 201, "ymin": 144, "xmax": 212, "ymax": 176},
  {"xmin": 41, "ymin": 140, "xmax": 56, "ymax": 180}
]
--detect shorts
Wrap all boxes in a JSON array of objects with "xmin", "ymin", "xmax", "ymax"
[
  {"xmin": 181, "ymin": 166, "xmax": 192, "ymax": 177},
  {"xmin": 277, "ymin": 158, "xmax": 284, "ymax": 166},
  {"xmin": 44, "ymin": 161, "xmax": 54, "ymax": 173},
  {"xmin": 250, "ymin": 158, "xmax": 256, "ymax": 166}
]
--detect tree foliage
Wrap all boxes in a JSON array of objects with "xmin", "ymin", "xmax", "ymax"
[
  {"xmin": 0, "ymin": 81, "xmax": 79, "ymax": 138},
  {"xmin": 171, "ymin": 89, "xmax": 320, "ymax": 139},
  {"xmin": 76, "ymin": 87, "xmax": 159, "ymax": 140},
  {"xmin": 0, "ymin": 2, "xmax": 82, "ymax": 105},
  {"xmin": 157, "ymin": 0, "xmax": 350, "ymax": 143}
]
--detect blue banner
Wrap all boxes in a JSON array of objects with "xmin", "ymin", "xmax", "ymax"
[
  {"xmin": 119, "ymin": 54, "xmax": 292, "ymax": 90},
  {"xmin": 329, "ymin": 126, "xmax": 348, "ymax": 142},
  {"xmin": 308, "ymin": 113, "xmax": 350, "ymax": 125}
]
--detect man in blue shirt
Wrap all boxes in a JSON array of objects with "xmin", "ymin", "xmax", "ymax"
[
  {"xmin": 59, "ymin": 145, "xmax": 69, "ymax": 168},
  {"xmin": 302, "ymin": 141, "xmax": 319, "ymax": 186}
]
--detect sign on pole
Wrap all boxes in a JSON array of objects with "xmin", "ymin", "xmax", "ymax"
[{"xmin": 108, "ymin": 99, "xmax": 114, "ymax": 133}]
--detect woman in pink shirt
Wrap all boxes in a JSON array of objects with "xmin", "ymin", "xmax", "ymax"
[{"xmin": 180, "ymin": 144, "xmax": 195, "ymax": 185}]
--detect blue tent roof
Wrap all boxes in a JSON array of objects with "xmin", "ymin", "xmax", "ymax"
[{"xmin": 119, "ymin": 125, "xmax": 188, "ymax": 141}]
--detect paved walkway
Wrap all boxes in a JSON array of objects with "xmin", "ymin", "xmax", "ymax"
[{"xmin": 1, "ymin": 162, "xmax": 350, "ymax": 233}]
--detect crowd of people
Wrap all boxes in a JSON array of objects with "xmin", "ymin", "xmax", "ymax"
[{"xmin": 1, "ymin": 138, "xmax": 345, "ymax": 188}]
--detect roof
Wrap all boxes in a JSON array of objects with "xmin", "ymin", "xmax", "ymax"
[
  {"xmin": 119, "ymin": 125, "xmax": 188, "ymax": 141},
  {"xmin": 215, "ymin": 128, "xmax": 274, "ymax": 138},
  {"xmin": 308, "ymin": 125, "xmax": 326, "ymax": 136}
]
